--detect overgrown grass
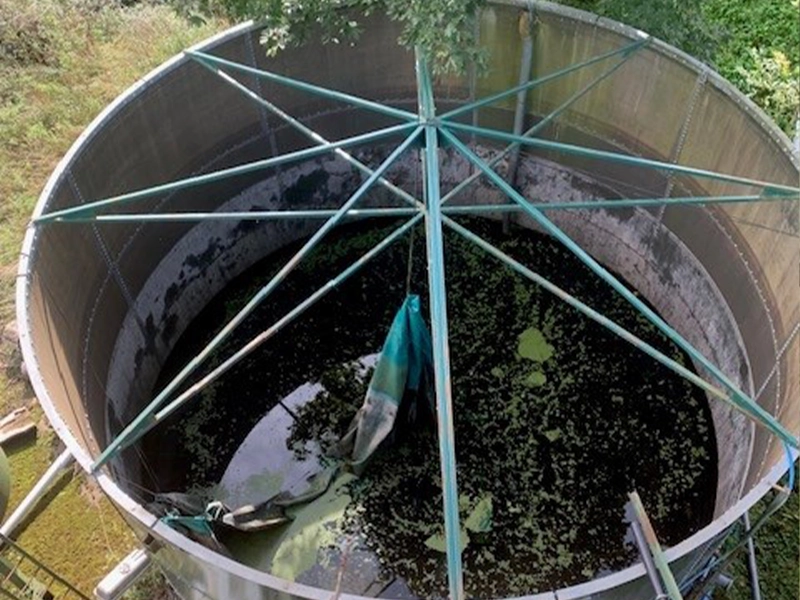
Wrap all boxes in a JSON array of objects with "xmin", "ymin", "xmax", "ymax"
[
  {"xmin": 716, "ymin": 486, "xmax": 800, "ymax": 600},
  {"xmin": 0, "ymin": 0, "xmax": 224, "ymax": 593},
  {"xmin": 0, "ymin": 1, "xmax": 223, "ymax": 321},
  {"xmin": 9, "ymin": 432, "xmax": 138, "ymax": 593}
]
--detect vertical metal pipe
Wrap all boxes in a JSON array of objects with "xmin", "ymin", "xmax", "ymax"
[
  {"xmin": 631, "ymin": 519, "xmax": 668, "ymax": 598},
  {"xmin": 507, "ymin": 10, "xmax": 535, "ymax": 189},
  {"xmin": 469, "ymin": 10, "xmax": 481, "ymax": 143},
  {"xmin": 743, "ymin": 512, "xmax": 762, "ymax": 600}
]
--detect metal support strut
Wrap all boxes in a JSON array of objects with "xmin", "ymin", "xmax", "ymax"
[
  {"xmin": 417, "ymin": 49, "xmax": 465, "ymax": 600},
  {"xmin": 629, "ymin": 490, "xmax": 683, "ymax": 600}
]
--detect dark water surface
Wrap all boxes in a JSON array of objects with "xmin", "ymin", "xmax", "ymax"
[{"xmin": 145, "ymin": 217, "xmax": 717, "ymax": 597}]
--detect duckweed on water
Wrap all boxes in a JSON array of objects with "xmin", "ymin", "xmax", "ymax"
[{"xmin": 150, "ymin": 218, "xmax": 717, "ymax": 597}]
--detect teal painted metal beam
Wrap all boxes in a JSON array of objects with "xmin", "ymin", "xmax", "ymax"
[
  {"xmin": 441, "ymin": 194, "xmax": 775, "ymax": 213},
  {"xmin": 443, "ymin": 122, "xmax": 800, "ymax": 195},
  {"xmin": 441, "ymin": 50, "xmax": 644, "ymax": 206},
  {"xmin": 442, "ymin": 128, "xmax": 799, "ymax": 449},
  {"xmin": 417, "ymin": 50, "xmax": 465, "ymax": 600},
  {"xmin": 120, "ymin": 214, "xmax": 424, "ymax": 448},
  {"xmin": 439, "ymin": 37, "xmax": 649, "ymax": 120},
  {"xmin": 92, "ymin": 126, "xmax": 422, "ymax": 471},
  {"xmin": 35, "ymin": 122, "xmax": 416, "ymax": 224},
  {"xmin": 189, "ymin": 50, "xmax": 419, "ymax": 122},
  {"xmin": 190, "ymin": 55, "xmax": 424, "ymax": 210},
  {"xmin": 629, "ymin": 491, "xmax": 684, "ymax": 600},
  {"xmin": 53, "ymin": 207, "xmax": 419, "ymax": 223},
  {"xmin": 51, "ymin": 195, "xmax": 774, "ymax": 224},
  {"xmin": 442, "ymin": 216, "xmax": 784, "ymax": 438}
]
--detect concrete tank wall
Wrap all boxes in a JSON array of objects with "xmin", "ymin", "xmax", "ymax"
[{"xmin": 17, "ymin": 2, "xmax": 798, "ymax": 599}]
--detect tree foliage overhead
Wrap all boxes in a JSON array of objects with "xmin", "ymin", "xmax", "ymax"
[
  {"xmin": 591, "ymin": 0, "xmax": 721, "ymax": 64},
  {"xmin": 219, "ymin": 0, "xmax": 487, "ymax": 74},
  {"xmin": 198, "ymin": 0, "xmax": 798, "ymax": 134},
  {"xmin": 208, "ymin": 0, "xmax": 726, "ymax": 73}
]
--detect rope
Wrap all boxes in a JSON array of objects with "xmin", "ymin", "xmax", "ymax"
[
  {"xmin": 405, "ymin": 226, "xmax": 416, "ymax": 295},
  {"xmin": 406, "ymin": 158, "xmax": 422, "ymax": 295}
]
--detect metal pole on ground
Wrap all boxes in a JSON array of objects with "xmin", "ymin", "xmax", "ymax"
[{"xmin": 0, "ymin": 448, "xmax": 73, "ymax": 540}]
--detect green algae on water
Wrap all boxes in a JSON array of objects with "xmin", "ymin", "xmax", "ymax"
[
  {"xmin": 271, "ymin": 473, "xmax": 354, "ymax": 582},
  {"xmin": 152, "ymin": 218, "xmax": 718, "ymax": 598}
]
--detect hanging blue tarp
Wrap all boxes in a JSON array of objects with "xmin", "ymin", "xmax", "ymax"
[{"xmin": 335, "ymin": 294, "xmax": 434, "ymax": 472}]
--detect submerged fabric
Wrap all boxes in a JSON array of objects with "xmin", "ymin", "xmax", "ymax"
[{"xmin": 158, "ymin": 295, "xmax": 434, "ymax": 534}]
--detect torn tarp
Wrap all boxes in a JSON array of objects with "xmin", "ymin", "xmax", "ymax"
[{"xmin": 333, "ymin": 294, "xmax": 434, "ymax": 473}]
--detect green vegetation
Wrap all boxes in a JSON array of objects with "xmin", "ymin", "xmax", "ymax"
[
  {"xmin": 11, "ymin": 434, "xmax": 136, "ymax": 593},
  {"xmin": 715, "ymin": 485, "xmax": 799, "ymax": 600},
  {"xmin": 560, "ymin": 0, "xmax": 800, "ymax": 136},
  {"xmin": 517, "ymin": 326, "xmax": 554, "ymax": 363},
  {"xmin": 194, "ymin": 0, "xmax": 485, "ymax": 74},
  {"xmin": 702, "ymin": 0, "xmax": 800, "ymax": 134},
  {"xmin": 0, "ymin": 0, "xmax": 225, "ymax": 594},
  {"xmin": 200, "ymin": 0, "xmax": 799, "ymax": 133},
  {"xmin": 563, "ymin": 0, "xmax": 721, "ymax": 63}
]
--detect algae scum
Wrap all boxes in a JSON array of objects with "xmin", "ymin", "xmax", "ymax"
[{"xmin": 148, "ymin": 217, "xmax": 717, "ymax": 597}]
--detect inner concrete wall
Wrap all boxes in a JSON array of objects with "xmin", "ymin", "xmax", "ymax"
[{"xmin": 105, "ymin": 147, "xmax": 752, "ymax": 517}]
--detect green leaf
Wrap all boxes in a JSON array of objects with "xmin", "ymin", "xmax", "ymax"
[
  {"xmin": 424, "ymin": 528, "xmax": 470, "ymax": 552},
  {"xmin": 544, "ymin": 428, "xmax": 562, "ymax": 442},
  {"xmin": 517, "ymin": 327, "xmax": 554, "ymax": 363},
  {"xmin": 465, "ymin": 494, "xmax": 493, "ymax": 533},
  {"xmin": 523, "ymin": 370, "xmax": 547, "ymax": 387}
]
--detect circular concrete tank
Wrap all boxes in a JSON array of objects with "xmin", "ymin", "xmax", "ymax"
[{"xmin": 17, "ymin": 1, "xmax": 799, "ymax": 598}]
